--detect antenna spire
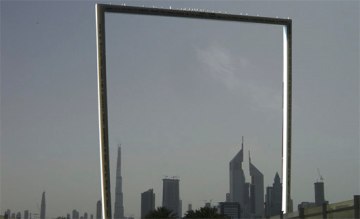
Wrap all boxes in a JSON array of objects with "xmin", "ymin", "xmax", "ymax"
[{"xmin": 317, "ymin": 168, "xmax": 324, "ymax": 182}]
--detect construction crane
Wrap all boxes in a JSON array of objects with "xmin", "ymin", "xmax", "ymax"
[{"xmin": 317, "ymin": 168, "xmax": 324, "ymax": 182}]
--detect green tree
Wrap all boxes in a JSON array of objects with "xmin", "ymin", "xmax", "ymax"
[
  {"xmin": 184, "ymin": 206, "xmax": 228, "ymax": 218},
  {"xmin": 145, "ymin": 207, "xmax": 177, "ymax": 219}
]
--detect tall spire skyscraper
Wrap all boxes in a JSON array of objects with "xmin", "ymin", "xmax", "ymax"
[
  {"xmin": 40, "ymin": 192, "xmax": 46, "ymax": 219},
  {"xmin": 229, "ymin": 137, "xmax": 246, "ymax": 208},
  {"xmin": 114, "ymin": 146, "xmax": 124, "ymax": 219}
]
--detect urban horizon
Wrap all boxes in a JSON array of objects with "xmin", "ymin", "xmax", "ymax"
[{"xmin": 3, "ymin": 140, "xmax": 331, "ymax": 219}]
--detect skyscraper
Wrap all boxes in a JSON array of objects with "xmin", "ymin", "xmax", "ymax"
[
  {"xmin": 271, "ymin": 173, "xmax": 282, "ymax": 216},
  {"xmin": 72, "ymin": 210, "xmax": 79, "ymax": 219},
  {"xmin": 141, "ymin": 189, "xmax": 155, "ymax": 219},
  {"xmin": 40, "ymin": 192, "xmax": 46, "ymax": 219},
  {"xmin": 162, "ymin": 178, "xmax": 180, "ymax": 218},
  {"xmin": 229, "ymin": 137, "xmax": 246, "ymax": 208},
  {"xmin": 226, "ymin": 193, "xmax": 230, "ymax": 202},
  {"xmin": 5, "ymin": 209, "xmax": 11, "ymax": 219},
  {"xmin": 265, "ymin": 172, "xmax": 282, "ymax": 217},
  {"xmin": 314, "ymin": 181, "xmax": 326, "ymax": 206},
  {"xmin": 114, "ymin": 146, "xmax": 124, "ymax": 219},
  {"xmin": 24, "ymin": 210, "xmax": 29, "ymax": 219},
  {"xmin": 188, "ymin": 204, "xmax": 192, "ymax": 212},
  {"xmin": 243, "ymin": 182, "xmax": 251, "ymax": 217},
  {"xmin": 249, "ymin": 152, "xmax": 264, "ymax": 218},
  {"xmin": 219, "ymin": 202, "xmax": 241, "ymax": 219},
  {"xmin": 265, "ymin": 186, "xmax": 273, "ymax": 217},
  {"xmin": 96, "ymin": 200, "xmax": 102, "ymax": 219}
]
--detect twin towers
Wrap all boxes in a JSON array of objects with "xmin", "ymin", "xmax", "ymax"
[
  {"xmin": 113, "ymin": 137, "xmax": 266, "ymax": 219},
  {"xmin": 229, "ymin": 137, "xmax": 264, "ymax": 218}
]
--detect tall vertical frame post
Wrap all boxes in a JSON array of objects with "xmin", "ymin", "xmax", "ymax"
[
  {"xmin": 96, "ymin": 4, "xmax": 112, "ymax": 219},
  {"xmin": 95, "ymin": 3, "xmax": 293, "ymax": 217},
  {"xmin": 282, "ymin": 23, "xmax": 292, "ymax": 214}
]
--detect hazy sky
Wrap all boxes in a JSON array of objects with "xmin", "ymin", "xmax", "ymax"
[{"xmin": 1, "ymin": 1, "xmax": 359, "ymax": 219}]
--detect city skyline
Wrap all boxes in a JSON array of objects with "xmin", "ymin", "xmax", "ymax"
[
  {"xmin": 1, "ymin": 1, "xmax": 358, "ymax": 219},
  {"xmin": 2, "ymin": 140, "xmax": 326, "ymax": 219},
  {"xmin": 2, "ymin": 140, "xmax": 285, "ymax": 219}
]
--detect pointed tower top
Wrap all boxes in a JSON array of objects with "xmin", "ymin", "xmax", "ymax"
[
  {"xmin": 249, "ymin": 150, "xmax": 251, "ymax": 163},
  {"xmin": 274, "ymin": 172, "xmax": 281, "ymax": 184},
  {"xmin": 242, "ymin": 136, "xmax": 244, "ymax": 150}
]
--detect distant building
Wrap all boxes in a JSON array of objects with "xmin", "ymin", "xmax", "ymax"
[
  {"xmin": 40, "ymin": 192, "xmax": 46, "ymax": 219},
  {"xmin": 229, "ymin": 137, "xmax": 246, "ymax": 210},
  {"xmin": 219, "ymin": 202, "xmax": 241, "ymax": 219},
  {"xmin": 114, "ymin": 146, "xmax": 125, "ymax": 219},
  {"xmin": 314, "ymin": 181, "xmax": 326, "ymax": 206},
  {"xmin": 226, "ymin": 193, "xmax": 230, "ymax": 202},
  {"xmin": 249, "ymin": 152, "xmax": 264, "ymax": 218},
  {"xmin": 96, "ymin": 200, "xmax": 101, "ymax": 219},
  {"xmin": 289, "ymin": 198, "xmax": 294, "ymax": 213},
  {"xmin": 5, "ymin": 210, "xmax": 11, "ymax": 219},
  {"xmin": 66, "ymin": 214, "xmax": 70, "ymax": 219},
  {"xmin": 24, "ymin": 211, "xmax": 29, "ymax": 219},
  {"xmin": 179, "ymin": 200, "xmax": 182, "ymax": 218},
  {"xmin": 141, "ymin": 189, "xmax": 155, "ymax": 219},
  {"xmin": 16, "ymin": 212, "xmax": 21, "ymax": 219},
  {"xmin": 296, "ymin": 180, "xmax": 327, "ymax": 213},
  {"xmin": 243, "ymin": 182, "xmax": 251, "ymax": 217},
  {"xmin": 265, "ymin": 172, "xmax": 282, "ymax": 217},
  {"xmin": 265, "ymin": 186, "xmax": 273, "ymax": 217},
  {"xmin": 162, "ymin": 178, "xmax": 180, "ymax": 218},
  {"xmin": 188, "ymin": 204, "xmax": 192, "ymax": 212},
  {"xmin": 271, "ymin": 173, "xmax": 282, "ymax": 216},
  {"xmin": 72, "ymin": 210, "xmax": 79, "ymax": 219},
  {"xmin": 90, "ymin": 214, "xmax": 93, "ymax": 219}
]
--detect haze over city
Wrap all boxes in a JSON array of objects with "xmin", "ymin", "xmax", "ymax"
[{"xmin": 1, "ymin": 1, "xmax": 358, "ymax": 219}]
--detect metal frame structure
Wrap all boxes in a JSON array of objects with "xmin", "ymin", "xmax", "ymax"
[{"xmin": 95, "ymin": 4, "xmax": 292, "ymax": 219}]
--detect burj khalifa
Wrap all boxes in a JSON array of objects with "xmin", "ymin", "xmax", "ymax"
[{"xmin": 114, "ymin": 146, "xmax": 124, "ymax": 219}]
